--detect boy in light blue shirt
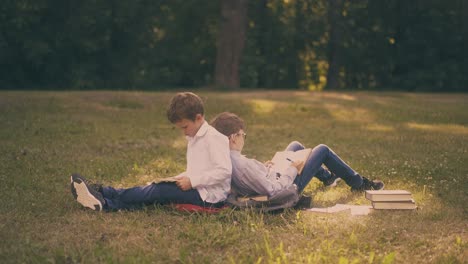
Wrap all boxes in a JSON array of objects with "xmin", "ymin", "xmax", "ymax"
[{"xmin": 210, "ymin": 112, "xmax": 384, "ymax": 199}]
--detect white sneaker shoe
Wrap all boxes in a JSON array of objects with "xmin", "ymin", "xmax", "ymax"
[{"xmin": 70, "ymin": 174, "xmax": 105, "ymax": 211}]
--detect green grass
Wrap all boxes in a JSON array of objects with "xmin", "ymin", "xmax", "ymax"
[{"xmin": 0, "ymin": 91, "xmax": 467, "ymax": 263}]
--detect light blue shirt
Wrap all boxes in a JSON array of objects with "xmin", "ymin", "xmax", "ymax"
[{"xmin": 230, "ymin": 150, "xmax": 298, "ymax": 197}]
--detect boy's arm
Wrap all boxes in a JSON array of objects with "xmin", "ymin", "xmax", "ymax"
[
  {"xmin": 190, "ymin": 135, "xmax": 232, "ymax": 188},
  {"xmin": 240, "ymin": 158, "xmax": 297, "ymax": 196}
]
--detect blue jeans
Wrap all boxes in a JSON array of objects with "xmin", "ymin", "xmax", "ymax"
[
  {"xmin": 286, "ymin": 141, "xmax": 363, "ymax": 193},
  {"xmin": 101, "ymin": 182, "xmax": 224, "ymax": 210}
]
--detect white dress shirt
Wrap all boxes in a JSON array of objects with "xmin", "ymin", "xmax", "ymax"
[
  {"xmin": 184, "ymin": 121, "xmax": 232, "ymax": 203},
  {"xmin": 230, "ymin": 150, "xmax": 298, "ymax": 197}
]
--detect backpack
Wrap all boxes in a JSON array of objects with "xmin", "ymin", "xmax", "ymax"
[{"xmin": 226, "ymin": 184, "xmax": 300, "ymax": 212}]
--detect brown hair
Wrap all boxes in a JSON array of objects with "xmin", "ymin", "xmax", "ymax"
[
  {"xmin": 166, "ymin": 92, "xmax": 204, "ymax": 123},
  {"xmin": 210, "ymin": 112, "xmax": 245, "ymax": 137}
]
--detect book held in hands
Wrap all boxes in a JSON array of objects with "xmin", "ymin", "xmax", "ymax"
[{"xmin": 270, "ymin": 148, "xmax": 312, "ymax": 174}]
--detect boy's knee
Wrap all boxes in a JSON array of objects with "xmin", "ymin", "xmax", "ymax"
[
  {"xmin": 285, "ymin": 141, "xmax": 304, "ymax": 151},
  {"xmin": 313, "ymin": 144, "xmax": 329, "ymax": 153},
  {"xmin": 289, "ymin": 140, "xmax": 304, "ymax": 148},
  {"xmin": 289, "ymin": 141, "xmax": 301, "ymax": 145}
]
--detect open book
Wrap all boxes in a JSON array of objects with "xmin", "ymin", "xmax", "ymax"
[
  {"xmin": 152, "ymin": 177, "xmax": 178, "ymax": 184},
  {"xmin": 237, "ymin": 195, "xmax": 269, "ymax": 202},
  {"xmin": 306, "ymin": 204, "xmax": 373, "ymax": 215},
  {"xmin": 271, "ymin": 148, "xmax": 312, "ymax": 174}
]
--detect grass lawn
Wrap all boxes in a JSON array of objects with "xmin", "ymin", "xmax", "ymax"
[{"xmin": 0, "ymin": 91, "xmax": 466, "ymax": 263}]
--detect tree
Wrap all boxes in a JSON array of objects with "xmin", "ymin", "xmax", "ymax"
[
  {"xmin": 461, "ymin": 0, "xmax": 467, "ymax": 91},
  {"xmin": 325, "ymin": 0, "xmax": 344, "ymax": 90},
  {"xmin": 0, "ymin": 0, "xmax": 464, "ymax": 91},
  {"xmin": 214, "ymin": 0, "xmax": 248, "ymax": 89}
]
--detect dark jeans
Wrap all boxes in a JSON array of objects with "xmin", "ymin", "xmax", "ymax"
[
  {"xmin": 101, "ymin": 182, "xmax": 223, "ymax": 210},
  {"xmin": 286, "ymin": 141, "xmax": 363, "ymax": 192}
]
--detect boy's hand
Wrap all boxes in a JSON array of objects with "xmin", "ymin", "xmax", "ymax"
[
  {"xmin": 264, "ymin": 160, "xmax": 274, "ymax": 168},
  {"xmin": 176, "ymin": 176, "xmax": 192, "ymax": 191},
  {"xmin": 290, "ymin": 160, "xmax": 304, "ymax": 172}
]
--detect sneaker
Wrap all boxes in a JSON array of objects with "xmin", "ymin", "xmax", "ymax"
[
  {"xmin": 323, "ymin": 173, "xmax": 341, "ymax": 187},
  {"xmin": 294, "ymin": 195, "xmax": 313, "ymax": 209},
  {"xmin": 351, "ymin": 177, "xmax": 384, "ymax": 191},
  {"xmin": 70, "ymin": 173, "xmax": 105, "ymax": 211},
  {"xmin": 70, "ymin": 174, "xmax": 103, "ymax": 193}
]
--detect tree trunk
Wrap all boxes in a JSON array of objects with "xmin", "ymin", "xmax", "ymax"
[
  {"xmin": 214, "ymin": 0, "xmax": 248, "ymax": 89},
  {"xmin": 325, "ymin": 0, "xmax": 344, "ymax": 90},
  {"xmin": 462, "ymin": 0, "xmax": 468, "ymax": 91}
]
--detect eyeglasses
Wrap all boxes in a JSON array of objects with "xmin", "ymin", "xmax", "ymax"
[{"xmin": 233, "ymin": 132, "xmax": 247, "ymax": 140}]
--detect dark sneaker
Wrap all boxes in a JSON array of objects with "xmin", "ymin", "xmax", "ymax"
[
  {"xmin": 294, "ymin": 195, "xmax": 313, "ymax": 209},
  {"xmin": 323, "ymin": 173, "xmax": 341, "ymax": 187},
  {"xmin": 70, "ymin": 173, "xmax": 105, "ymax": 211},
  {"xmin": 70, "ymin": 175, "xmax": 103, "ymax": 193},
  {"xmin": 89, "ymin": 183, "xmax": 103, "ymax": 194},
  {"xmin": 351, "ymin": 177, "xmax": 384, "ymax": 191}
]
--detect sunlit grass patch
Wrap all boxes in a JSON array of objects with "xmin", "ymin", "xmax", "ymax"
[
  {"xmin": 171, "ymin": 137, "xmax": 187, "ymax": 150},
  {"xmin": 324, "ymin": 103, "xmax": 375, "ymax": 123},
  {"xmin": 365, "ymin": 123, "xmax": 395, "ymax": 132},
  {"xmin": 320, "ymin": 92, "xmax": 357, "ymax": 102},
  {"xmin": 247, "ymin": 99, "xmax": 279, "ymax": 114},
  {"xmin": 406, "ymin": 122, "xmax": 468, "ymax": 135}
]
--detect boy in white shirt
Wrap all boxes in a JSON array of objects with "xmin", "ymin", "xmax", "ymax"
[{"xmin": 70, "ymin": 92, "xmax": 232, "ymax": 211}]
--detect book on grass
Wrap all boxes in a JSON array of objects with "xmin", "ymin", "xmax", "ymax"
[
  {"xmin": 271, "ymin": 148, "xmax": 312, "ymax": 174},
  {"xmin": 365, "ymin": 190, "xmax": 413, "ymax": 202},
  {"xmin": 372, "ymin": 199, "xmax": 417, "ymax": 210},
  {"xmin": 153, "ymin": 177, "xmax": 178, "ymax": 184},
  {"xmin": 237, "ymin": 195, "xmax": 269, "ymax": 202},
  {"xmin": 307, "ymin": 204, "xmax": 373, "ymax": 215}
]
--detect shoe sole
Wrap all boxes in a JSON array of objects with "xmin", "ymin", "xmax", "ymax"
[{"xmin": 70, "ymin": 175, "xmax": 103, "ymax": 211}]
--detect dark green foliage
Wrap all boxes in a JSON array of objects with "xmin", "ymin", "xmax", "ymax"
[
  {"xmin": 0, "ymin": 0, "xmax": 465, "ymax": 91},
  {"xmin": 340, "ymin": 0, "xmax": 465, "ymax": 91}
]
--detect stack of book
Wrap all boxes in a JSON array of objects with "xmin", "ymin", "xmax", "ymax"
[{"xmin": 365, "ymin": 190, "xmax": 417, "ymax": 210}]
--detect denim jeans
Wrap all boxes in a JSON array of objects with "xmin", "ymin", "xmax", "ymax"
[
  {"xmin": 286, "ymin": 141, "xmax": 363, "ymax": 192},
  {"xmin": 101, "ymin": 182, "xmax": 223, "ymax": 210}
]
